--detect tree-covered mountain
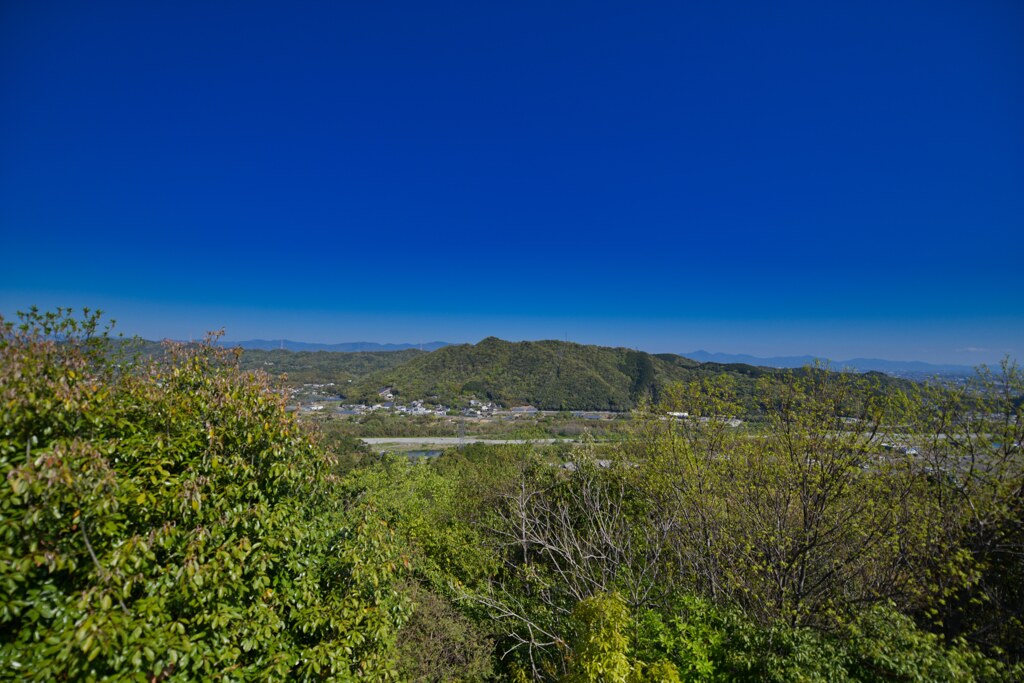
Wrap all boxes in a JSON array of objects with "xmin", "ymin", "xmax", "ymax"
[
  {"xmin": 237, "ymin": 348, "xmax": 424, "ymax": 385},
  {"xmin": 346, "ymin": 337, "xmax": 814, "ymax": 410}
]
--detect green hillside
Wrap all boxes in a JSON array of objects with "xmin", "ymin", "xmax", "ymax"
[
  {"xmin": 237, "ymin": 347, "xmax": 423, "ymax": 385},
  {"xmin": 109, "ymin": 339, "xmax": 425, "ymax": 387},
  {"xmin": 346, "ymin": 336, "xmax": 792, "ymax": 410}
]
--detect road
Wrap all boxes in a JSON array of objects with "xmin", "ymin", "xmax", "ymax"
[{"xmin": 360, "ymin": 436, "xmax": 562, "ymax": 450}]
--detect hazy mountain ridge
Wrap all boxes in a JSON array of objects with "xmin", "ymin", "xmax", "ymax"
[
  {"xmin": 222, "ymin": 339, "xmax": 451, "ymax": 352},
  {"xmin": 685, "ymin": 350, "xmax": 976, "ymax": 376}
]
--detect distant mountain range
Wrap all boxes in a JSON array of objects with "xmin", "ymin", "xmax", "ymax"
[
  {"xmin": 684, "ymin": 351, "xmax": 975, "ymax": 376},
  {"xmin": 222, "ymin": 339, "xmax": 451, "ymax": 353}
]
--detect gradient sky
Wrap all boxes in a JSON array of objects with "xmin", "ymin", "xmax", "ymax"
[{"xmin": 2, "ymin": 1, "xmax": 1022, "ymax": 364}]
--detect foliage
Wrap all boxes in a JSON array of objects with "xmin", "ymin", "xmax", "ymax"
[
  {"xmin": 632, "ymin": 597, "xmax": 723, "ymax": 682},
  {"xmin": 906, "ymin": 359, "xmax": 1024, "ymax": 659},
  {"xmin": 635, "ymin": 595, "xmax": 1018, "ymax": 682},
  {"xmin": 627, "ymin": 370, "xmax": 953, "ymax": 627},
  {"xmin": 565, "ymin": 593, "xmax": 633, "ymax": 683},
  {"xmin": 449, "ymin": 369, "xmax": 1019, "ymax": 679},
  {"xmin": 313, "ymin": 420, "xmax": 383, "ymax": 473},
  {"xmin": 394, "ymin": 583, "xmax": 494, "ymax": 682},
  {"xmin": 0, "ymin": 308, "xmax": 409, "ymax": 681},
  {"xmin": 338, "ymin": 454, "xmax": 497, "ymax": 589}
]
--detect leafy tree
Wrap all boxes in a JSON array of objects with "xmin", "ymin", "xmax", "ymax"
[
  {"xmin": 394, "ymin": 583, "xmax": 494, "ymax": 682},
  {"xmin": 565, "ymin": 593, "xmax": 633, "ymax": 683},
  {"xmin": 458, "ymin": 371, "xmax": 1018, "ymax": 680},
  {"xmin": 630, "ymin": 370, "xmax": 945, "ymax": 627},
  {"xmin": 0, "ymin": 309, "xmax": 409, "ymax": 681},
  {"xmin": 907, "ymin": 359, "xmax": 1024, "ymax": 661}
]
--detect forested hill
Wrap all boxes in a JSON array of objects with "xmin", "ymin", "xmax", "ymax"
[
  {"xmin": 237, "ymin": 348, "xmax": 424, "ymax": 385},
  {"xmin": 348, "ymin": 336, "xmax": 813, "ymax": 410},
  {"xmin": 112, "ymin": 339, "xmax": 426, "ymax": 386}
]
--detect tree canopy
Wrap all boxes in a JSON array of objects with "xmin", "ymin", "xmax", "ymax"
[{"xmin": 0, "ymin": 309, "xmax": 409, "ymax": 681}]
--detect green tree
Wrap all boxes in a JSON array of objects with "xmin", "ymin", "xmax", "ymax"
[
  {"xmin": 565, "ymin": 593, "xmax": 633, "ymax": 683},
  {"xmin": 631, "ymin": 370, "xmax": 944, "ymax": 627},
  {"xmin": 0, "ymin": 309, "xmax": 409, "ymax": 681},
  {"xmin": 907, "ymin": 359, "xmax": 1024, "ymax": 660}
]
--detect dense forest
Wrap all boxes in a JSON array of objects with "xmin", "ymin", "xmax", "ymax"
[{"xmin": 2, "ymin": 309, "xmax": 1022, "ymax": 681}]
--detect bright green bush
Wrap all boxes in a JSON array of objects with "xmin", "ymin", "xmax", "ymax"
[
  {"xmin": 0, "ymin": 309, "xmax": 409, "ymax": 681},
  {"xmin": 566, "ymin": 593, "xmax": 633, "ymax": 683},
  {"xmin": 633, "ymin": 595, "xmax": 1020, "ymax": 683}
]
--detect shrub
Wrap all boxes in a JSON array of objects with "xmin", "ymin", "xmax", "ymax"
[{"xmin": 0, "ymin": 309, "xmax": 409, "ymax": 681}]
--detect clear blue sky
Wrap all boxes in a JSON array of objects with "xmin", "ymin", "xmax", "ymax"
[{"xmin": 2, "ymin": 1, "xmax": 1021, "ymax": 364}]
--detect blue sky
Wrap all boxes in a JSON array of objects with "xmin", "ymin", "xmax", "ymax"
[{"xmin": 2, "ymin": 1, "xmax": 1021, "ymax": 364}]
